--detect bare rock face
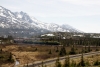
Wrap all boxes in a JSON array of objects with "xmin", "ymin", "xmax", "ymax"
[{"xmin": 0, "ymin": 6, "xmax": 82, "ymax": 37}]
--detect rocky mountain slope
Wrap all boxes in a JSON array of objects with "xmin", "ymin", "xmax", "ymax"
[{"xmin": 0, "ymin": 6, "xmax": 82, "ymax": 37}]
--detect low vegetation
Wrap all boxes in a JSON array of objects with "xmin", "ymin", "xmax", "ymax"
[
  {"xmin": 54, "ymin": 54, "xmax": 100, "ymax": 67},
  {"xmin": 0, "ymin": 33, "xmax": 100, "ymax": 67},
  {"xmin": 0, "ymin": 48, "xmax": 14, "ymax": 67},
  {"xmin": 0, "ymin": 44, "xmax": 100, "ymax": 66}
]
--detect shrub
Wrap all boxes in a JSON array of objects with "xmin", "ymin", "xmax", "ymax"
[
  {"xmin": 94, "ymin": 60, "xmax": 100, "ymax": 66},
  {"xmin": 56, "ymin": 47, "xmax": 59, "ymax": 52},
  {"xmin": 55, "ymin": 57, "xmax": 62, "ymax": 67},
  {"xmin": 48, "ymin": 49, "xmax": 52, "ymax": 54},
  {"xmin": 69, "ymin": 46, "xmax": 76, "ymax": 55},
  {"xmin": 35, "ymin": 48, "xmax": 37, "ymax": 51},
  {"xmin": 59, "ymin": 46, "xmax": 66, "ymax": 56},
  {"xmin": 77, "ymin": 53, "xmax": 86, "ymax": 67},
  {"xmin": 63, "ymin": 56, "xmax": 70, "ymax": 67},
  {"xmin": 7, "ymin": 52, "xmax": 14, "ymax": 63}
]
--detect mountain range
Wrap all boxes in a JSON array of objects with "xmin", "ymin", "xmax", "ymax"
[{"xmin": 0, "ymin": 6, "xmax": 82, "ymax": 37}]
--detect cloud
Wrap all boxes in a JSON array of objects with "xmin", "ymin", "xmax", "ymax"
[
  {"xmin": 0, "ymin": 0, "xmax": 100, "ymax": 33},
  {"xmin": 1, "ymin": 0, "xmax": 100, "ymax": 18},
  {"xmin": 60, "ymin": 0, "xmax": 100, "ymax": 6}
]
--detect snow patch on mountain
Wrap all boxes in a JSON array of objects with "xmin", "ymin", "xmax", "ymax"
[{"xmin": 0, "ymin": 6, "xmax": 82, "ymax": 37}]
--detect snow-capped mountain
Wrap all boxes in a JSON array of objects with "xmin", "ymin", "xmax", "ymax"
[{"xmin": 0, "ymin": 6, "xmax": 82, "ymax": 37}]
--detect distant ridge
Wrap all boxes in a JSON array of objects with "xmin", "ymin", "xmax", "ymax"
[{"xmin": 0, "ymin": 6, "xmax": 82, "ymax": 37}]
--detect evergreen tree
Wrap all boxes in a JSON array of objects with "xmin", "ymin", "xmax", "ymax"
[
  {"xmin": 88, "ymin": 45, "xmax": 91, "ymax": 52},
  {"xmin": 85, "ymin": 60, "xmax": 90, "ymax": 66},
  {"xmin": 7, "ymin": 52, "xmax": 14, "ymax": 62},
  {"xmin": 56, "ymin": 47, "xmax": 59, "ymax": 52},
  {"xmin": 63, "ymin": 55, "xmax": 70, "ymax": 67},
  {"xmin": 35, "ymin": 48, "xmax": 37, "ymax": 51},
  {"xmin": 70, "ymin": 60, "xmax": 76, "ymax": 67},
  {"xmin": 84, "ymin": 45, "xmax": 88, "ymax": 53},
  {"xmin": 95, "ymin": 44, "xmax": 99, "ymax": 51},
  {"xmin": 48, "ymin": 49, "xmax": 52, "ymax": 54},
  {"xmin": 94, "ymin": 60, "xmax": 100, "ymax": 66},
  {"xmin": 69, "ymin": 45, "xmax": 76, "ymax": 55},
  {"xmin": 55, "ymin": 57, "xmax": 62, "ymax": 67},
  {"xmin": 81, "ymin": 48, "xmax": 84, "ymax": 53},
  {"xmin": 0, "ymin": 49, "xmax": 2, "ymax": 52},
  {"xmin": 59, "ymin": 46, "xmax": 66, "ymax": 56},
  {"xmin": 78, "ymin": 53, "xmax": 85, "ymax": 66},
  {"xmin": 41, "ymin": 61, "xmax": 44, "ymax": 67}
]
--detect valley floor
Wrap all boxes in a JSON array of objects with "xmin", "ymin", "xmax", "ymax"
[{"xmin": 0, "ymin": 44, "xmax": 100, "ymax": 67}]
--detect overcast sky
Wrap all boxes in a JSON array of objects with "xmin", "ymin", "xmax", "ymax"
[{"xmin": 0, "ymin": 0, "xmax": 100, "ymax": 33}]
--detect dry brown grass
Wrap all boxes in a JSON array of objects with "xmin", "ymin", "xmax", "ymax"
[
  {"xmin": 12, "ymin": 52, "xmax": 39, "ymax": 64},
  {"xmin": 0, "ymin": 44, "xmax": 100, "ymax": 66},
  {"xmin": 68, "ymin": 54, "xmax": 100, "ymax": 66},
  {"xmin": 0, "ymin": 63, "xmax": 14, "ymax": 67}
]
